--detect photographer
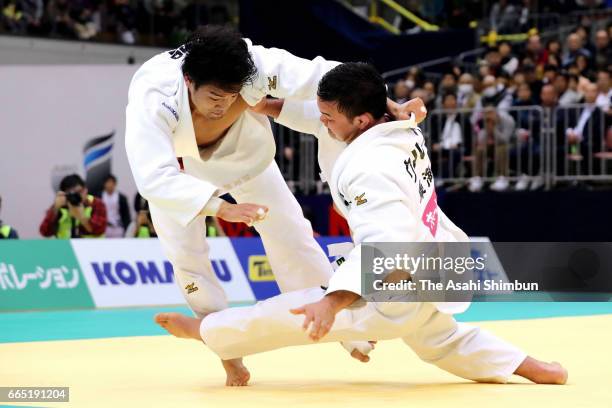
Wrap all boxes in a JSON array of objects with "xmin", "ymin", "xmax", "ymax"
[
  {"xmin": 125, "ymin": 193, "xmax": 157, "ymax": 238},
  {"xmin": 0, "ymin": 195, "xmax": 19, "ymax": 239},
  {"xmin": 39, "ymin": 174, "xmax": 107, "ymax": 238}
]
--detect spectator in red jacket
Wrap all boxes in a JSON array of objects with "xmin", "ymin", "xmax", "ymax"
[{"xmin": 40, "ymin": 174, "xmax": 107, "ymax": 238}]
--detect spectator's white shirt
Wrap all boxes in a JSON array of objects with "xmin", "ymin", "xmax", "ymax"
[
  {"xmin": 441, "ymin": 114, "xmax": 463, "ymax": 150},
  {"xmin": 125, "ymin": 40, "xmax": 339, "ymax": 227},
  {"xmin": 502, "ymin": 57, "xmax": 519, "ymax": 75},
  {"xmin": 559, "ymin": 89, "xmax": 583, "ymax": 106},
  {"xmin": 102, "ymin": 191, "xmax": 120, "ymax": 226},
  {"xmin": 567, "ymin": 105, "xmax": 597, "ymax": 141},
  {"xmin": 596, "ymin": 89, "xmax": 611, "ymax": 111}
]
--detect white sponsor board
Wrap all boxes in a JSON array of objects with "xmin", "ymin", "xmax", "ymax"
[{"xmin": 71, "ymin": 238, "xmax": 255, "ymax": 307}]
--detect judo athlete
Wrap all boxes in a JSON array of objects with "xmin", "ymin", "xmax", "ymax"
[
  {"xmin": 126, "ymin": 25, "xmax": 423, "ymax": 385},
  {"xmin": 155, "ymin": 63, "xmax": 568, "ymax": 385}
]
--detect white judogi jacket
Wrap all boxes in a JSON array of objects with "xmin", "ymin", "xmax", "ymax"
[
  {"xmin": 125, "ymin": 41, "xmax": 338, "ymax": 227},
  {"xmin": 276, "ymin": 101, "xmax": 470, "ymax": 315}
]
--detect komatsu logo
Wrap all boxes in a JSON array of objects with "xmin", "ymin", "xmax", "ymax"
[{"xmin": 92, "ymin": 259, "xmax": 232, "ymax": 285}]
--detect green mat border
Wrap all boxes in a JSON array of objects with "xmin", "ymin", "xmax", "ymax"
[{"xmin": 2, "ymin": 302, "xmax": 612, "ymax": 344}]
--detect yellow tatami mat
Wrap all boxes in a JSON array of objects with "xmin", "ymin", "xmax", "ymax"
[{"xmin": 1, "ymin": 314, "xmax": 610, "ymax": 408}]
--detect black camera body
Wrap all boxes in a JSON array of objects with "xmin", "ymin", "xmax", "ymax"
[{"xmin": 66, "ymin": 192, "xmax": 83, "ymax": 206}]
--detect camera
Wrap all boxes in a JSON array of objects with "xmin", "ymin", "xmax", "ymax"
[{"xmin": 66, "ymin": 192, "xmax": 83, "ymax": 206}]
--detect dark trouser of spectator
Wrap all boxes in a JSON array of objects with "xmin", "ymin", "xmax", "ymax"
[
  {"xmin": 555, "ymin": 144, "xmax": 602, "ymax": 178},
  {"xmin": 431, "ymin": 148, "xmax": 462, "ymax": 179},
  {"xmin": 509, "ymin": 143, "xmax": 542, "ymax": 177}
]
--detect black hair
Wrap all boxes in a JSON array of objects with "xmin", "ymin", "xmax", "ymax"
[
  {"xmin": 544, "ymin": 64, "xmax": 558, "ymax": 73},
  {"xmin": 317, "ymin": 62, "xmax": 387, "ymax": 120},
  {"xmin": 60, "ymin": 174, "xmax": 85, "ymax": 192},
  {"xmin": 557, "ymin": 71, "xmax": 570, "ymax": 81},
  {"xmin": 442, "ymin": 92, "xmax": 457, "ymax": 103},
  {"xmin": 182, "ymin": 25, "xmax": 257, "ymax": 92},
  {"xmin": 104, "ymin": 174, "xmax": 117, "ymax": 184}
]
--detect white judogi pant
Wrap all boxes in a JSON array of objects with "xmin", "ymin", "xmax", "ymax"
[
  {"xmin": 200, "ymin": 287, "xmax": 527, "ymax": 383},
  {"xmin": 149, "ymin": 161, "xmax": 333, "ymax": 317}
]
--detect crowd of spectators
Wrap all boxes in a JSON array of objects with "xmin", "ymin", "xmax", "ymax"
[
  {"xmin": 390, "ymin": 23, "xmax": 612, "ymax": 191},
  {"xmin": 0, "ymin": 0, "xmax": 233, "ymax": 45}
]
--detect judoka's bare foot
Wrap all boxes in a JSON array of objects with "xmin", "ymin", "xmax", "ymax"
[
  {"xmin": 350, "ymin": 341, "xmax": 377, "ymax": 363},
  {"xmin": 514, "ymin": 357, "xmax": 568, "ymax": 384},
  {"xmin": 155, "ymin": 313, "xmax": 250, "ymax": 386},
  {"xmin": 154, "ymin": 312, "xmax": 202, "ymax": 340},
  {"xmin": 222, "ymin": 358, "xmax": 250, "ymax": 386}
]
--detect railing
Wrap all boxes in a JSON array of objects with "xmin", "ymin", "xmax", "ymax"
[
  {"xmin": 272, "ymin": 104, "xmax": 611, "ymax": 193},
  {"xmin": 271, "ymin": 122, "xmax": 324, "ymax": 195},
  {"xmin": 339, "ymin": 0, "xmax": 439, "ymax": 35},
  {"xmin": 420, "ymin": 106, "xmax": 547, "ymax": 190},
  {"xmin": 552, "ymin": 104, "xmax": 611, "ymax": 185}
]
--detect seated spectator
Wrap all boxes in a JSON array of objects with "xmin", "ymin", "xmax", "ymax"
[
  {"xmin": 40, "ymin": 174, "xmax": 107, "ymax": 238},
  {"xmin": 509, "ymin": 71, "xmax": 526, "ymax": 97},
  {"xmin": 420, "ymin": 80, "xmax": 437, "ymax": 112},
  {"xmin": 21, "ymin": 0, "xmax": 45, "ymax": 35},
  {"xmin": 71, "ymin": 1, "xmax": 99, "ymax": 40},
  {"xmin": 481, "ymin": 74, "xmax": 513, "ymax": 110},
  {"xmin": 522, "ymin": 34, "xmax": 545, "ymax": 71},
  {"xmin": 567, "ymin": 63, "xmax": 593, "ymax": 94},
  {"xmin": 435, "ymin": 72, "xmax": 458, "ymax": 108},
  {"xmin": 542, "ymin": 64, "xmax": 558, "ymax": 86},
  {"xmin": 430, "ymin": 93, "xmax": 464, "ymax": 182},
  {"xmin": 111, "ymin": 0, "xmax": 137, "ymax": 44},
  {"xmin": 562, "ymin": 32, "xmax": 592, "ymax": 68},
  {"xmin": 543, "ymin": 39, "xmax": 562, "ymax": 66},
  {"xmin": 593, "ymin": 29, "xmax": 611, "ymax": 71},
  {"xmin": 2, "ymin": 0, "xmax": 26, "ymax": 33},
  {"xmin": 471, "ymin": 74, "xmax": 513, "ymax": 134},
  {"xmin": 469, "ymin": 105, "xmax": 515, "ymax": 192},
  {"xmin": 47, "ymin": 0, "xmax": 76, "ymax": 38},
  {"xmin": 125, "ymin": 194, "xmax": 157, "ymax": 238},
  {"xmin": 99, "ymin": 174, "xmax": 131, "ymax": 238},
  {"xmin": 499, "ymin": 41, "xmax": 519, "ymax": 75},
  {"xmin": 0, "ymin": 195, "xmax": 19, "ymax": 239},
  {"xmin": 489, "ymin": 0, "xmax": 519, "ymax": 34},
  {"xmin": 511, "ymin": 83, "xmax": 543, "ymax": 190},
  {"xmin": 393, "ymin": 79, "xmax": 411, "ymax": 104},
  {"xmin": 457, "ymin": 73, "xmax": 480, "ymax": 109},
  {"xmin": 558, "ymin": 73, "xmax": 583, "ymax": 106},
  {"xmin": 557, "ymin": 83, "xmax": 605, "ymax": 175},
  {"xmin": 595, "ymin": 70, "xmax": 611, "ymax": 113},
  {"xmin": 513, "ymin": 82, "xmax": 535, "ymax": 106},
  {"xmin": 574, "ymin": 54, "xmax": 592, "ymax": 79}
]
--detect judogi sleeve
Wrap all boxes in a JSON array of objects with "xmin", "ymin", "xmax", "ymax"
[
  {"xmin": 241, "ymin": 41, "xmax": 340, "ymax": 106},
  {"xmin": 125, "ymin": 82, "xmax": 217, "ymax": 227},
  {"xmin": 274, "ymin": 99, "xmax": 324, "ymax": 136},
  {"xmin": 326, "ymin": 157, "xmax": 420, "ymax": 296}
]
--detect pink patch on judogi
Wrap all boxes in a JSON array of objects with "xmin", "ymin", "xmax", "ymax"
[{"xmin": 421, "ymin": 190, "xmax": 438, "ymax": 237}]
